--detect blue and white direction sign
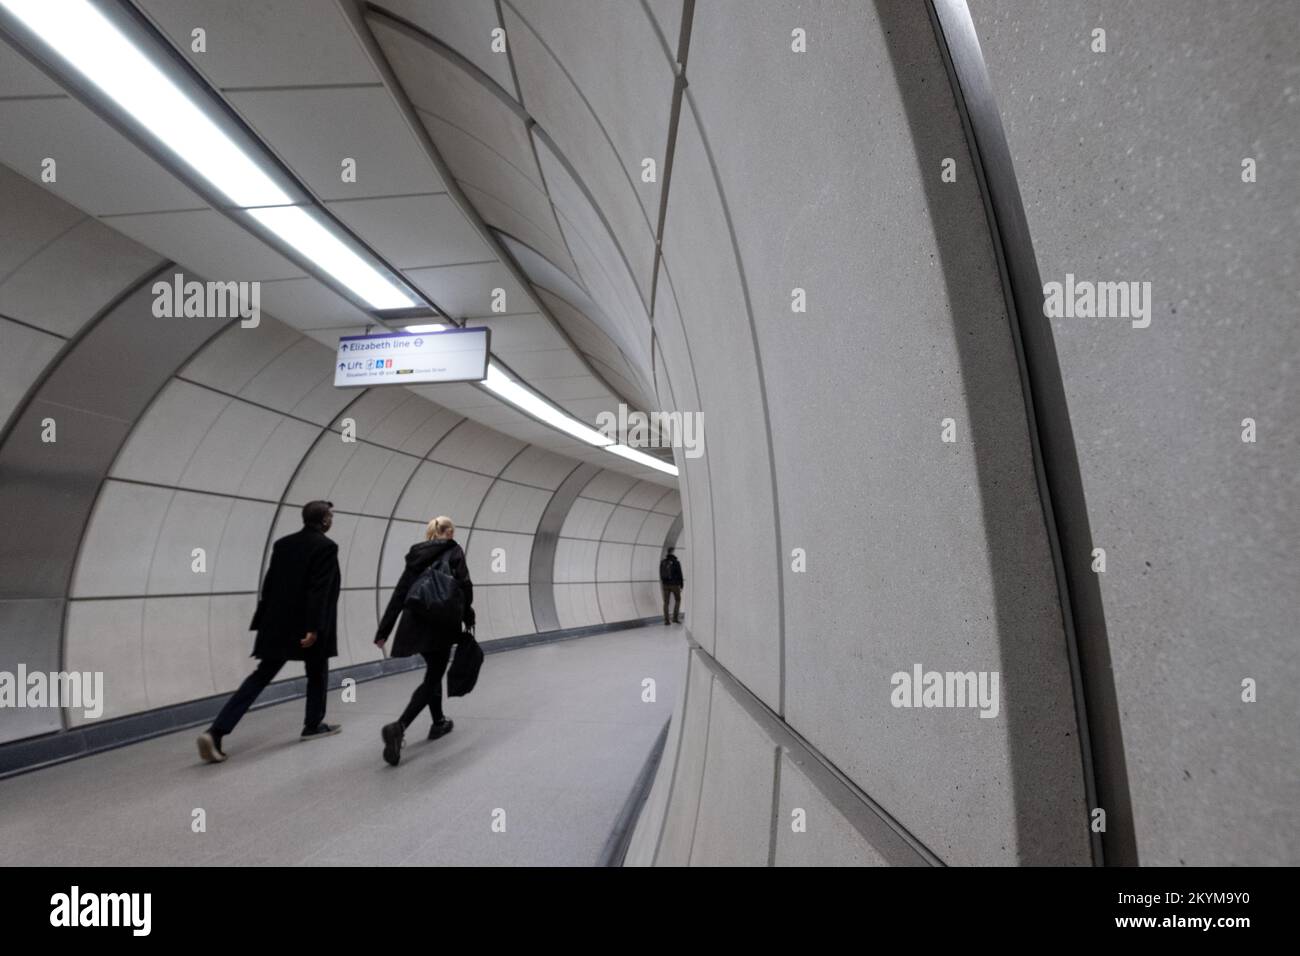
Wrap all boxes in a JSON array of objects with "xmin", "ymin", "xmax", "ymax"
[{"xmin": 334, "ymin": 327, "xmax": 491, "ymax": 387}]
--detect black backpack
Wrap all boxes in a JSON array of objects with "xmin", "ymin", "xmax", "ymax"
[{"xmin": 404, "ymin": 551, "xmax": 463, "ymax": 629}]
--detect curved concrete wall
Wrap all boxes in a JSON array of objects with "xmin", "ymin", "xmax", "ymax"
[
  {"xmin": 628, "ymin": 1, "xmax": 1298, "ymax": 865},
  {"xmin": 629, "ymin": 0, "xmax": 1086, "ymax": 867},
  {"xmin": 376, "ymin": 0, "xmax": 1092, "ymax": 865},
  {"xmin": 968, "ymin": 0, "xmax": 1300, "ymax": 865}
]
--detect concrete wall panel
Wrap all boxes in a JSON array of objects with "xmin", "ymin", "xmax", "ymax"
[
  {"xmin": 774, "ymin": 751, "xmax": 889, "ymax": 868},
  {"xmin": 689, "ymin": 683, "xmax": 776, "ymax": 866},
  {"xmin": 970, "ymin": 0, "xmax": 1300, "ymax": 865},
  {"xmin": 655, "ymin": 651, "xmax": 714, "ymax": 866}
]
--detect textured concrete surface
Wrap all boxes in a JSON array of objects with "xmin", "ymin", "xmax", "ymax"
[
  {"xmin": 652, "ymin": 647, "xmax": 714, "ymax": 866},
  {"xmin": 688, "ymin": 680, "xmax": 777, "ymax": 866},
  {"xmin": 659, "ymin": 114, "xmax": 783, "ymax": 711},
  {"xmin": 970, "ymin": 0, "xmax": 1300, "ymax": 865},
  {"xmin": 0, "ymin": 627, "xmax": 679, "ymax": 866},
  {"xmin": 670, "ymin": 0, "xmax": 1089, "ymax": 866},
  {"xmin": 774, "ymin": 753, "xmax": 888, "ymax": 868}
]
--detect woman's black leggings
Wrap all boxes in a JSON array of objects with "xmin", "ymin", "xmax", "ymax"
[{"xmin": 399, "ymin": 645, "xmax": 453, "ymax": 727}]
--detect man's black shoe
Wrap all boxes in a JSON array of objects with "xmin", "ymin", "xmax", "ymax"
[
  {"xmin": 381, "ymin": 721, "xmax": 405, "ymax": 766},
  {"xmin": 428, "ymin": 718, "xmax": 454, "ymax": 741},
  {"xmin": 300, "ymin": 722, "xmax": 342, "ymax": 741}
]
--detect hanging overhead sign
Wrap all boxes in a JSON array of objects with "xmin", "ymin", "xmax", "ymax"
[{"xmin": 333, "ymin": 327, "xmax": 490, "ymax": 387}]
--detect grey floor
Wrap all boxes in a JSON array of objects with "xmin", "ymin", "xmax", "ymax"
[{"xmin": 0, "ymin": 626, "xmax": 682, "ymax": 866}]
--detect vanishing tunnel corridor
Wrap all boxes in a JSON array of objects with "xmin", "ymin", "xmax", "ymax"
[{"xmin": 0, "ymin": 0, "xmax": 1295, "ymax": 882}]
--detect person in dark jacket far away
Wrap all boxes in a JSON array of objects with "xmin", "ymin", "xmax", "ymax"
[
  {"xmin": 660, "ymin": 547, "xmax": 684, "ymax": 625},
  {"xmin": 375, "ymin": 515, "xmax": 475, "ymax": 767},
  {"xmin": 197, "ymin": 500, "xmax": 343, "ymax": 763}
]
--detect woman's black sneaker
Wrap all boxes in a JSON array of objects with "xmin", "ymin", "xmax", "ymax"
[
  {"xmin": 428, "ymin": 718, "xmax": 454, "ymax": 741},
  {"xmin": 381, "ymin": 721, "xmax": 405, "ymax": 766}
]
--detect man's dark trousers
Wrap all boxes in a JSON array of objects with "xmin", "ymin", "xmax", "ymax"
[
  {"xmin": 662, "ymin": 585, "xmax": 682, "ymax": 624},
  {"xmin": 211, "ymin": 655, "xmax": 328, "ymax": 735}
]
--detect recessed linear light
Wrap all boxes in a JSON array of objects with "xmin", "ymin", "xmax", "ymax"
[
  {"xmin": 248, "ymin": 207, "xmax": 416, "ymax": 311},
  {"xmin": 1, "ymin": 0, "xmax": 417, "ymax": 312},
  {"xmin": 1, "ymin": 0, "xmax": 288, "ymax": 208},
  {"xmin": 483, "ymin": 363, "xmax": 613, "ymax": 447},
  {"xmin": 481, "ymin": 363, "xmax": 679, "ymax": 477},
  {"xmin": 404, "ymin": 323, "xmax": 447, "ymax": 333}
]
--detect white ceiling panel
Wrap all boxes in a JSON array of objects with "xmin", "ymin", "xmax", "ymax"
[
  {"xmin": 404, "ymin": 260, "xmax": 530, "ymax": 319},
  {"xmin": 448, "ymin": 403, "xmax": 533, "ymax": 427},
  {"xmin": 106, "ymin": 208, "xmax": 306, "ymax": 282},
  {"xmin": 226, "ymin": 86, "xmax": 445, "ymax": 201},
  {"xmin": 326, "ymin": 193, "xmax": 490, "ymax": 269},
  {"xmin": 257, "ymin": 277, "xmax": 374, "ymax": 330},
  {"xmin": 0, "ymin": 38, "xmax": 64, "ymax": 97},
  {"xmin": 465, "ymin": 313, "xmax": 567, "ymax": 352},
  {"xmin": 557, "ymin": 396, "xmax": 621, "ymax": 422},
  {"xmin": 491, "ymin": 418, "xmax": 587, "ymax": 450},
  {"xmin": 408, "ymin": 381, "xmax": 496, "ymax": 410},
  {"xmin": 302, "ymin": 325, "xmax": 369, "ymax": 350},
  {"xmin": 0, "ymin": 218, "xmax": 162, "ymax": 337},
  {"xmin": 137, "ymin": 0, "xmax": 380, "ymax": 89},
  {"xmin": 495, "ymin": 347, "xmax": 588, "ymax": 379},
  {"xmin": 372, "ymin": 21, "xmax": 535, "ymax": 181},
  {"xmin": 0, "ymin": 98, "xmax": 207, "ymax": 216},
  {"xmin": 0, "ymin": 162, "xmax": 84, "ymax": 277},
  {"xmin": 456, "ymin": 179, "xmax": 579, "ymax": 286},
  {"xmin": 512, "ymin": 375, "xmax": 611, "ymax": 402},
  {"xmin": 376, "ymin": 0, "xmax": 518, "ymax": 99}
]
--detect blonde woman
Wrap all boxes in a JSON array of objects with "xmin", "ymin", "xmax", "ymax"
[{"xmin": 375, "ymin": 516, "xmax": 474, "ymax": 766}]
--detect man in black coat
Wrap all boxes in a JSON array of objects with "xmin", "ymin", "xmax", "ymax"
[
  {"xmin": 660, "ymin": 547, "xmax": 684, "ymax": 625},
  {"xmin": 197, "ymin": 500, "xmax": 342, "ymax": 763}
]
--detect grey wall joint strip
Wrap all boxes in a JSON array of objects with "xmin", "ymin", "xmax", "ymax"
[{"xmin": 925, "ymin": 0, "xmax": 1134, "ymax": 866}]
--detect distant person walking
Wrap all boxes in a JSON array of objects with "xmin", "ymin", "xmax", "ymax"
[
  {"xmin": 660, "ymin": 547, "xmax": 684, "ymax": 625},
  {"xmin": 198, "ymin": 500, "xmax": 342, "ymax": 763},
  {"xmin": 376, "ymin": 516, "xmax": 475, "ymax": 767}
]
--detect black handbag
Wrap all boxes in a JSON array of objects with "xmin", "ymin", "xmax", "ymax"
[{"xmin": 447, "ymin": 630, "xmax": 484, "ymax": 697}]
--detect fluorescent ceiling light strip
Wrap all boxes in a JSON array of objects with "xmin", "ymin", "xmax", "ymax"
[
  {"xmin": 249, "ymin": 207, "xmax": 416, "ymax": 310},
  {"xmin": 607, "ymin": 443, "xmax": 679, "ymax": 476},
  {"xmin": 2, "ymin": 0, "xmax": 289, "ymax": 208},
  {"xmin": 483, "ymin": 363, "xmax": 613, "ymax": 447},
  {"xmin": 404, "ymin": 323, "xmax": 447, "ymax": 333},
  {"xmin": 482, "ymin": 364, "xmax": 679, "ymax": 476},
  {"xmin": 5, "ymin": 0, "xmax": 416, "ymax": 310}
]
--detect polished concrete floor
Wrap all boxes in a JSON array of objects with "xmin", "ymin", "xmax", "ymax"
[{"xmin": 0, "ymin": 626, "xmax": 682, "ymax": 866}]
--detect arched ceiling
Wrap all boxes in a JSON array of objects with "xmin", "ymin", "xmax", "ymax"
[{"xmin": 0, "ymin": 0, "xmax": 676, "ymax": 480}]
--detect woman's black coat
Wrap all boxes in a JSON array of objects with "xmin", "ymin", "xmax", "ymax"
[
  {"xmin": 250, "ymin": 526, "xmax": 341, "ymax": 661},
  {"xmin": 377, "ymin": 538, "xmax": 474, "ymax": 657}
]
